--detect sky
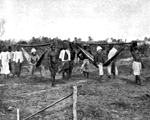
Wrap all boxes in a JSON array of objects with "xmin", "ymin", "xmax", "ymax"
[{"xmin": 0, "ymin": 0, "xmax": 150, "ymax": 41}]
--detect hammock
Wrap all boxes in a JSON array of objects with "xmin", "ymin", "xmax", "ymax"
[
  {"xmin": 35, "ymin": 49, "xmax": 48, "ymax": 68},
  {"xmin": 58, "ymin": 61, "xmax": 70, "ymax": 73},
  {"xmin": 77, "ymin": 46, "xmax": 98, "ymax": 68},
  {"xmin": 21, "ymin": 48, "xmax": 47, "ymax": 68},
  {"xmin": 103, "ymin": 46, "xmax": 126, "ymax": 67},
  {"xmin": 21, "ymin": 48, "xmax": 31, "ymax": 64}
]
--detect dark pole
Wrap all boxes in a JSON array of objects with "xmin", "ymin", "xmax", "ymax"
[{"xmin": 23, "ymin": 93, "xmax": 73, "ymax": 120}]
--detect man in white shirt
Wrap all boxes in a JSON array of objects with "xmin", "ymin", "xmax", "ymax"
[
  {"xmin": 59, "ymin": 41, "xmax": 71, "ymax": 80},
  {"xmin": 13, "ymin": 45, "xmax": 24, "ymax": 77},
  {"xmin": 107, "ymin": 45, "xmax": 118, "ymax": 78}
]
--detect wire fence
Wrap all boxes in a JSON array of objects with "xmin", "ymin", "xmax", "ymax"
[{"xmin": 16, "ymin": 86, "xmax": 78, "ymax": 120}]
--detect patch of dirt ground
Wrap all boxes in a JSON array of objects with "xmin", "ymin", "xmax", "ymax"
[{"xmin": 0, "ymin": 58, "xmax": 150, "ymax": 120}]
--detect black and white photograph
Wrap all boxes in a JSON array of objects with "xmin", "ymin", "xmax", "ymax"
[{"xmin": 0, "ymin": 0, "xmax": 150, "ymax": 119}]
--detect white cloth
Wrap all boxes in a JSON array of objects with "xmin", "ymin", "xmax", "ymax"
[
  {"xmin": 132, "ymin": 61, "xmax": 142, "ymax": 75},
  {"xmin": 0, "ymin": 52, "xmax": 10, "ymax": 74},
  {"xmin": 98, "ymin": 63, "xmax": 104, "ymax": 76},
  {"xmin": 21, "ymin": 48, "xmax": 31, "ymax": 62},
  {"xmin": 107, "ymin": 47, "xmax": 118, "ymax": 75},
  {"xmin": 31, "ymin": 48, "xmax": 36, "ymax": 53},
  {"xmin": 97, "ymin": 46, "xmax": 102, "ymax": 51},
  {"xmin": 59, "ymin": 49, "xmax": 71, "ymax": 61},
  {"xmin": 13, "ymin": 51, "xmax": 24, "ymax": 63},
  {"xmin": 108, "ymin": 47, "xmax": 118, "ymax": 59}
]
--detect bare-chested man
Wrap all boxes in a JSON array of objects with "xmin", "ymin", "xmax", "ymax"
[
  {"xmin": 130, "ymin": 42, "xmax": 143, "ymax": 85},
  {"xmin": 48, "ymin": 43, "xmax": 59, "ymax": 87}
]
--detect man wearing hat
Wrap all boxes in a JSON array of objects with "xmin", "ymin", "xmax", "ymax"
[
  {"xmin": 30, "ymin": 48, "xmax": 40, "ymax": 75},
  {"xmin": 94, "ymin": 46, "xmax": 105, "ymax": 81},
  {"xmin": 48, "ymin": 43, "xmax": 59, "ymax": 87}
]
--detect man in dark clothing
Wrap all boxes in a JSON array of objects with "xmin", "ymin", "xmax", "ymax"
[
  {"xmin": 48, "ymin": 43, "xmax": 59, "ymax": 87},
  {"xmin": 8, "ymin": 46, "xmax": 14, "ymax": 74},
  {"xmin": 69, "ymin": 42, "xmax": 76, "ymax": 76},
  {"xmin": 94, "ymin": 46, "xmax": 105, "ymax": 81}
]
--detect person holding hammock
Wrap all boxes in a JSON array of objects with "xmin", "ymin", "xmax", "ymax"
[
  {"xmin": 107, "ymin": 45, "xmax": 118, "ymax": 79},
  {"xmin": 94, "ymin": 46, "xmax": 105, "ymax": 81},
  {"xmin": 78, "ymin": 44, "xmax": 92, "ymax": 78},
  {"xmin": 30, "ymin": 48, "xmax": 40, "ymax": 76}
]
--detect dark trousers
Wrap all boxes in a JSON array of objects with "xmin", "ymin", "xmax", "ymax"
[
  {"xmin": 61, "ymin": 61, "xmax": 72, "ymax": 80},
  {"xmin": 135, "ymin": 75, "xmax": 141, "ymax": 85},
  {"xmin": 15, "ymin": 62, "xmax": 22, "ymax": 77}
]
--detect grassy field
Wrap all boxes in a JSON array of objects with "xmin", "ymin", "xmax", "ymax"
[{"xmin": 0, "ymin": 57, "xmax": 150, "ymax": 120}]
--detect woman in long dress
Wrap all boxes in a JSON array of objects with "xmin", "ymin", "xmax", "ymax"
[{"xmin": 0, "ymin": 45, "xmax": 10, "ymax": 78}]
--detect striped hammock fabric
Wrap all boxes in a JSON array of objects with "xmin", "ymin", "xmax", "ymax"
[
  {"xmin": 77, "ymin": 46, "xmax": 98, "ymax": 68},
  {"xmin": 103, "ymin": 46, "xmax": 126, "ymax": 67},
  {"xmin": 21, "ymin": 48, "xmax": 31, "ymax": 64},
  {"xmin": 21, "ymin": 48, "xmax": 47, "ymax": 68},
  {"xmin": 35, "ymin": 49, "xmax": 48, "ymax": 68},
  {"xmin": 58, "ymin": 61, "xmax": 70, "ymax": 73},
  {"xmin": 78, "ymin": 45, "xmax": 125, "ymax": 68}
]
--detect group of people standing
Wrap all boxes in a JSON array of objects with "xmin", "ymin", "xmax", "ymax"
[
  {"xmin": 0, "ymin": 45, "xmax": 23, "ymax": 78},
  {"xmin": 79, "ymin": 43, "xmax": 143, "ymax": 85},
  {"xmin": 0, "ymin": 41, "xmax": 143, "ymax": 86},
  {"xmin": 0, "ymin": 45, "xmax": 41, "ymax": 79},
  {"xmin": 79, "ymin": 44, "xmax": 118, "ymax": 81},
  {"xmin": 48, "ymin": 41, "xmax": 75, "ymax": 87}
]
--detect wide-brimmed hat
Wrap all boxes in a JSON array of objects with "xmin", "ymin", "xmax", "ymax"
[
  {"xmin": 97, "ymin": 46, "xmax": 102, "ymax": 51},
  {"xmin": 31, "ymin": 48, "xmax": 36, "ymax": 53}
]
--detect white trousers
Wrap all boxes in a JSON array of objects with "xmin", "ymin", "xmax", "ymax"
[
  {"xmin": 98, "ymin": 63, "xmax": 104, "ymax": 76},
  {"xmin": 132, "ymin": 61, "xmax": 142, "ymax": 75},
  {"xmin": 107, "ymin": 64, "xmax": 118, "ymax": 76}
]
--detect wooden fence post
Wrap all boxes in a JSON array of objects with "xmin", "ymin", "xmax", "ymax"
[
  {"xmin": 73, "ymin": 86, "xmax": 77, "ymax": 120},
  {"xmin": 17, "ymin": 108, "xmax": 20, "ymax": 120}
]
